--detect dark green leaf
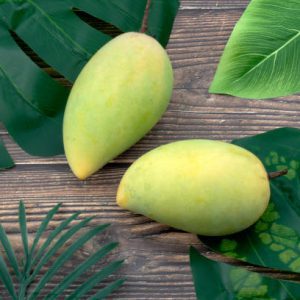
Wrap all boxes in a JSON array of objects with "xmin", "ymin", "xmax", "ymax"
[
  {"xmin": 0, "ymin": 255, "xmax": 17, "ymax": 299},
  {"xmin": 0, "ymin": 22, "xmax": 69, "ymax": 156},
  {"xmin": 44, "ymin": 242, "xmax": 118, "ymax": 299},
  {"xmin": 28, "ymin": 224, "xmax": 110, "ymax": 299},
  {"xmin": 0, "ymin": 136, "xmax": 14, "ymax": 170},
  {"xmin": 19, "ymin": 201, "xmax": 29, "ymax": 270},
  {"xmin": 190, "ymin": 246, "xmax": 300, "ymax": 300},
  {"xmin": 0, "ymin": 202, "xmax": 123, "ymax": 299},
  {"xmin": 0, "ymin": 0, "xmax": 179, "ymax": 157},
  {"xmin": 30, "ymin": 203, "xmax": 61, "ymax": 260},
  {"xmin": 0, "ymin": 225, "xmax": 20, "ymax": 279},
  {"xmin": 66, "ymin": 260, "xmax": 124, "ymax": 299},
  {"xmin": 209, "ymin": 0, "xmax": 300, "ymax": 99},
  {"xmin": 202, "ymin": 128, "xmax": 300, "ymax": 273},
  {"xmin": 31, "ymin": 212, "xmax": 80, "ymax": 267},
  {"xmin": 89, "ymin": 279, "xmax": 125, "ymax": 300}
]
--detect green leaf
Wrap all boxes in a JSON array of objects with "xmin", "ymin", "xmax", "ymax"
[
  {"xmin": 0, "ymin": 0, "xmax": 179, "ymax": 157},
  {"xmin": 209, "ymin": 0, "xmax": 300, "ymax": 99},
  {"xmin": 0, "ymin": 136, "xmax": 14, "ymax": 170},
  {"xmin": 29, "ymin": 217, "xmax": 94, "ymax": 283},
  {"xmin": 28, "ymin": 223, "xmax": 110, "ymax": 299},
  {"xmin": 45, "ymin": 242, "xmax": 118, "ymax": 299},
  {"xmin": 0, "ymin": 225, "xmax": 20, "ymax": 279},
  {"xmin": 19, "ymin": 201, "xmax": 29, "ymax": 270},
  {"xmin": 66, "ymin": 260, "xmax": 124, "ymax": 299},
  {"xmin": 29, "ymin": 203, "xmax": 61, "ymax": 260},
  {"xmin": 0, "ymin": 202, "xmax": 123, "ymax": 298},
  {"xmin": 31, "ymin": 212, "xmax": 80, "ymax": 267},
  {"xmin": 89, "ymin": 279, "xmax": 125, "ymax": 300},
  {"xmin": 0, "ymin": 255, "xmax": 17, "ymax": 300},
  {"xmin": 202, "ymin": 128, "xmax": 300, "ymax": 273},
  {"xmin": 190, "ymin": 246, "xmax": 300, "ymax": 300}
]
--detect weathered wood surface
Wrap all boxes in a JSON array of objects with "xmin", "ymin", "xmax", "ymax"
[{"xmin": 1, "ymin": 0, "xmax": 300, "ymax": 298}]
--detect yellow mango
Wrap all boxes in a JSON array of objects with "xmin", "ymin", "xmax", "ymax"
[
  {"xmin": 117, "ymin": 140, "xmax": 270, "ymax": 236},
  {"xmin": 63, "ymin": 33, "xmax": 173, "ymax": 179}
]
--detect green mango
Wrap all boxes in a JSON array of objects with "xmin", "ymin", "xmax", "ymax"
[
  {"xmin": 63, "ymin": 32, "xmax": 173, "ymax": 179},
  {"xmin": 117, "ymin": 140, "xmax": 270, "ymax": 236}
]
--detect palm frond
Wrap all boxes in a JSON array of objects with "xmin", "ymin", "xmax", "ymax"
[
  {"xmin": 0, "ymin": 201, "xmax": 123, "ymax": 299},
  {"xmin": 19, "ymin": 201, "xmax": 29, "ymax": 271},
  {"xmin": 0, "ymin": 225, "xmax": 20, "ymax": 279},
  {"xmin": 0, "ymin": 255, "xmax": 17, "ymax": 299},
  {"xmin": 66, "ymin": 260, "xmax": 124, "ymax": 299},
  {"xmin": 44, "ymin": 242, "xmax": 118, "ymax": 299},
  {"xmin": 28, "ymin": 224, "xmax": 110, "ymax": 299},
  {"xmin": 29, "ymin": 203, "xmax": 62, "ymax": 261},
  {"xmin": 89, "ymin": 279, "xmax": 125, "ymax": 300},
  {"xmin": 31, "ymin": 212, "xmax": 80, "ymax": 267},
  {"xmin": 29, "ymin": 216, "xmax": 94, "ymax": 283}
]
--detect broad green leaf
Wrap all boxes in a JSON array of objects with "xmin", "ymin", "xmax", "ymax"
[
  {"xmin": 202, "ymin": 128, "xmax": 300, "ymax": 273},
  {"xmin": 0, "ymin": 137, "xmax": 14, "ymax": 170},
  {"xmin": 73, "ymin": 0, "xmax": 179, "ymax": 47},
  {"xmin": 190, "ymin": 246, "xmax": 300, "ymax": 300},
  {"xmin": 0, "ymin": 0, "xmax": 179, "ymax": 157},
  {"xmin": 209, "ymin": 0, "xmax": 300, "ymax": 99}
]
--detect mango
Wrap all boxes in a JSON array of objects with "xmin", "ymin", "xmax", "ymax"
[
  {"xmin": 63, "ymin": 32, "xmax": 173, "ymax": 179},
  {"xmin": 117, "ymin": 140, "xmax": 270, "ymax": 236}
]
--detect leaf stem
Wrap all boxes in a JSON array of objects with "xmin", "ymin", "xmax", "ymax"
[
  {"xmin": 268, "ymin": 169, "xmax": 288, "ymax": 180},
  {"xmin": 140, "ymin": 0, "xmax": 152, "ymax": 33}
]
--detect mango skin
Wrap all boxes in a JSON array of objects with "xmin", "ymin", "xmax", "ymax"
[
  {"xmin": 117, "ymin": 140, "xmax": 270, "ymax": 236},
  {"xmin": 63, "ymin": 32, "xmax": 173, "ymax": 179}
]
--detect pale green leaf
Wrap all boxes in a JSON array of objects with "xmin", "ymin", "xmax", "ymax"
[{"xmin": 210, "ymin": 0, "xmax": 300, "ymax": 99}]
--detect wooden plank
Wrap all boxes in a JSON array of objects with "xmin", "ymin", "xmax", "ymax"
[
  {"xmin": 1, "ymin": 8, "xmax": 300, "ymax": 165},
  {"xmin": 1, "ymin": 2, "xmax": 300, "ymax": 299},
  {"xmin": 180, "ymin": 0, "xmax": 248, "ymax": 9}
]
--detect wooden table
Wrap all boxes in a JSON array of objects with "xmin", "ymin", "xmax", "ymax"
[{"xmin": 1, "ymin": 0, "xmax": 300, "ymax": 298}]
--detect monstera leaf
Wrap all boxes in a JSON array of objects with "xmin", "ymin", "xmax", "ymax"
[
  {"xmin": 0, "ymin": 201, "xmax": 124, "ymax": 299},
  {"xmin": 190, "ymin": 246, "xmax": 300, "ymax": 300},
  {"xmin": 202, "ymin": 128, "xmax": 300, "ymax": 273},
  {"xmin": 0, "ymin": 137, "xmax": 14, "ymax": 170},
  {"xmin": 209, "ymin": 0, "xmax": 300, "ymax": 99},
  {"xmin": 0, "ymin": 0, "xmax": 179, "ymax": 160}
]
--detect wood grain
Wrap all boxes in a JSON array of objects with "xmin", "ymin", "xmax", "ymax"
[
  {"xmin": 1, "ymin": 0, "xmax": 300, "ymax": 299},
  {"xmin": 181, "ymin": 0, "xmax": 248, "ymax": 9}
]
